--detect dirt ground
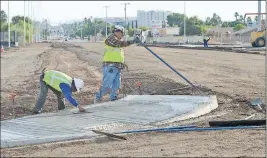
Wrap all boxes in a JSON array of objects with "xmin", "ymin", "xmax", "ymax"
[{"xmin": 1, "ymin": 41, "xmax": 266, "ymax": 157}]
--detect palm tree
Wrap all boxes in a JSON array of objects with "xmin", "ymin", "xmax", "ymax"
[
  {"xmin": 255, "ymin": 16, "xmax": 258, "ymax": 22},
  {"xmin": 234, "ymin": 12, "xmax": 239, "ymax": 21},
  {"xmin": 247, "ymin": 17, "xmax": 252, "ymax": 23},
  {"xmin": 239, "ymin": 15, "xmax": 244, "ymax": 22}
]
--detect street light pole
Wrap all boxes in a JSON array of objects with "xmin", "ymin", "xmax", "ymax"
[
  {"xmin": 103, "ymin": 6, "xmax": 109, "ymax": 38},
  {"xmin": 8, "ymin": 0, "xmax": 10, "ymax": 48},
  {"xmin": 183, "ymin": 1, "xmax": 186, "ymax": 41},
  {"xmin": 121, "ymin": 2, "xmax": 130, "ymax": 41},
  {"xmin": 24, "ymin": 0, "xmax": 26, "ymax": 46}
]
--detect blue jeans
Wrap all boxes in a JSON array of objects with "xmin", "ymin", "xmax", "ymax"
[
  {"xmin": 95, "ymin": 65, "xmax": 121, "ymax": 101},
  {"xmin": 204, "ymin": 43, "xmax": 208, "ymax": 47}
]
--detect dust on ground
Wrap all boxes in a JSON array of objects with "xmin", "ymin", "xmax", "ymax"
[{"xmin": 0, "ymin": 41, "xmax": 265, "ymax": 157}]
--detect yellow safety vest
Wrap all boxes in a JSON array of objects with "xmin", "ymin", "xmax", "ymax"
[
  {"xmin": 103, "ymin": 39, "xmax": 124, "ymax": 63},
  {"xmin": 43, "ymin": 70, "xmax": 72, "ymax": 92}
]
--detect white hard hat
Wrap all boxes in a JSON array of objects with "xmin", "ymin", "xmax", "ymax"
[
  {"xmin": 73, "ymin": 78, "xmax": 84, "ymax": 92},
  {"xmin": 114, "ymin": 25, "xmax": 125, "ymax": 34}
]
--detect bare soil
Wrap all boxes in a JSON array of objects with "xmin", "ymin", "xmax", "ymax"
[{"xmin": 1, "ymin": 41, "xmax": 266, "ymax": 157}]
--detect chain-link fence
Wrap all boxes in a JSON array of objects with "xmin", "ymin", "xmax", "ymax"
[
  {"xmin": 144, "ymin": 34, "xmax": 251, "ymax": 45},
  {"xmin": 0, "ymin": 31, "xmax": 20, "ymax": 47}
]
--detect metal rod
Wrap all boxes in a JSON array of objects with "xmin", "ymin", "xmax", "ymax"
[
  {"xmin": 117, "ymin": 125, "xmax": 197, "ymax": 134},
  {"xmin": 258, "ymin": 0, "xmax": 262, "ymax": 32},
  {"xmin": 118, "ymin": 126, "xmax": 265, "ymax": 134},
  {"xmin": 165, "ymin": 126, "xmax": 265, "ymax": 132},
  {"xmin": 265, "ymin": 0, "xmax": 267, "ymax": 155},
  {"xmin": 103, "ymin": 6, "xmax": 109, "ymax": 38},
  {"xmin": 28, "ymin": 1, "xmax": 30, "ymax": 44},
  {"xmin": 31, "ymin": 1, "xmax": 33, "ymax": 43},
  {"xmin": 137, "ymin": 39, "xmax": 197, "ymax": 88},
  {"xmin": 8, "ymin": 0, "xmax": 10, "ymax": 48},
  {"xmin": 24, "ymin": 0, "xmax": 26, "ymax": 46},
  {"xmin": 183, "ymin": 1, "xmax": 186, "ymax": 41}
]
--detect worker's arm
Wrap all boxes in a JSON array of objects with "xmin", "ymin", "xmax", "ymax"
[
  {"xmin": 59, "ymin": 83, "xmax": 79, "ymax": 107},
  {"xmin": 105, "ymin": 35, "xmax": 135, "ymax": 47},
  {"xmin": 207, "ymin": 38, "xmax": 210, "ymax": 42}
]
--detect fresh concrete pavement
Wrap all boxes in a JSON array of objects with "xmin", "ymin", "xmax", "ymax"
[{"xmin": 1, "ymin": 95, "xmax": 218, "ymax": 148}]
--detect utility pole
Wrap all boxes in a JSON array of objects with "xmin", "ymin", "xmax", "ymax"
[
  {"xmin": 103, "ymin": 6, "xmax": 109, "ymax": 38},
  {"xmin": 24, "ymin": 0, "xmax": 26, "ymax": 46},
  {"xmin": 183, "ymin": 1, "xmax": 186, "ymax": 42},
  {"xmin": 8, "ymin": 0, "xmax": 10, "ymax": 48},
  {"xmin": 121, "ymin": 2, "xmax": 130, "ymax": 41}
]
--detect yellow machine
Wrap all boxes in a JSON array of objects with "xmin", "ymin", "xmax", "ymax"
[
  {"xmin": 244, "ymin": 13, "xmax": 266, "ymax": 47},
  {"xmin": 251, "ymin": 31, "xmax": 265, "ymax": 47}
]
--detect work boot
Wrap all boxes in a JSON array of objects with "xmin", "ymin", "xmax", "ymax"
[
  {"xmin": 110, "ymin": 96, "xmax": 118, "ymax": 101},
  {"xmin": 94, "ymin": 98, "xmax": 101, "ymax": 104},
  {"xmin": 32, "ymin": 108, "xmax": 42, "ymax": 114}
]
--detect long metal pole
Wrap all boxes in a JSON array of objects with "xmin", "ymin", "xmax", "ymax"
[
  {"xmin": 258, "ymin": 0, "xmax": 262, "ymax": 31},
  {"xmin": 8, "ymin": 0, "xmax": 10, "ymax": 48},
  {"xmin": 28, "ymin": 1, "xmax": 30, "ymax": 44},
  {"xmin": 183, "ymin": 1, "xmax": 186, "ymax": 41},
  {"xmin": 103, "ymin": 6, "xmax": 109, "ymax": 38},
  {"xmin": 136, "ymin": 38, "xmax": 197, "ymax": 89},
  {"xmin": 121, "ymin": 2, "xmax": 130, "ymax": 41},
  {"xmin": 31, "ymin": 1, "xmax": 33, "ymax": 43},
  {"xmin": 265, "ymin": 0, "xmax": 267, "ymax": 156},
  {"xmin": 24, "ymin": 0, "xmax": 26, "ymax": 46}
]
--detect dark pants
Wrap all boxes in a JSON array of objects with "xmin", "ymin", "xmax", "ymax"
[
  {"xmin": 34, "ymin": 74, "xmax": 65, "ymax": 112},
  {"xmin": 204, "ymin": 42, "xmax": 208, "ymax": 47}
]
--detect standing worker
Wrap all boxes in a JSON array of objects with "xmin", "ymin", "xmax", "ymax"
[
  {"xmin": 94, "ymin": 25, "xmax": 138, "ymax": 103},
  {"xmin": 203, "ymin": 37, "xmax": 210, "ymax": 47},
  {"xmin": 33, "ymin": 69, "xmax": 86, "ymax": 114}
]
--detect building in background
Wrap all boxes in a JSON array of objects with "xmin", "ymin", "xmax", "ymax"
[
  {"xmin": 137, "ymin": 10, "xmax": 172, "ymax": 27},
  {"xmin": 102, "ymin": 17, "xmax": 137, "ymax": 28}
]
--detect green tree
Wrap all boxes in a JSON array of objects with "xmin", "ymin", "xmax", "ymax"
[
  {"xmin": 247, "ymin": 16, "xmax": 252, "ymax": 23},
  {"xmin": 0, "ymin": 10, "xmax": 7, "ymax": 23},
  {"xmin": 234, "ymin": 12, "xmax": 239, "ymax": 21},
  {"xmin": 127, "ymin": 28, "xmax": 134, "ymax": 37},
  {"xmin": 233, "ymin": 23, "xmax": 245, "ymax": 31},
  {"xmin": 11, "ymin": 15, "xmax": 31, "ymax": 24},
  {"xmin": 239, "ymin": 15, "xmax": 244, "ymax": 22},
  {"xmin": 255, "ymin": 16, "xmax": 258, "ymax": 22},
  {"xmin": 167, "ymin": 13, "xmax": 185, "ymax": 27},
  {"xmin": 138, "ymin": 26, "xmax": 149, "ymax": 31}
]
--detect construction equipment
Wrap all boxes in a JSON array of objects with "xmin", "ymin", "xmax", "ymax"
[
  {"xmin": 133, "ymin": 29, "xmax": 146, "ymax": 43},
  {"xmin": 244, "ymin": 13, "xmax": 266, "ymax": 47}
]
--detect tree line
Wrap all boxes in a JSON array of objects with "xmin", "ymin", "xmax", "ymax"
[
  {"xmin": 0, "ymin": 10, "xmax": 35, "ymax": 42},
  {"xmin": 166, "ymin": 12, "xmax": 262, "ymax": 35},
  {"xmin": 1, "ymin": 9, "xmax": 264, "ymax": 40}
]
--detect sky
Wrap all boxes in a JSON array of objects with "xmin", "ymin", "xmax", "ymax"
[{"xmin": 1, "ymin": 1, "xmax": 266, "ymax": 25}]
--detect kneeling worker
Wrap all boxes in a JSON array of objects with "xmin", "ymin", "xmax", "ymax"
[{"xmin": 33, "ymin": 69, "xmax": 86, "ymax": 114}]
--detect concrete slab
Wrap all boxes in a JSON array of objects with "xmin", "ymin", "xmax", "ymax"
[{"xmin": 1, "ymin": 95, "xmax": 218, "ymax": 148}]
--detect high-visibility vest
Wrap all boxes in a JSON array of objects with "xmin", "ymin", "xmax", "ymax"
[
  {"xmin": 103, "ymin": 39, "xmax": 124, "ymax": 63},
  {"xmin": 43, "ymin": 70, "xmax": 72, "ymax": 92}
]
